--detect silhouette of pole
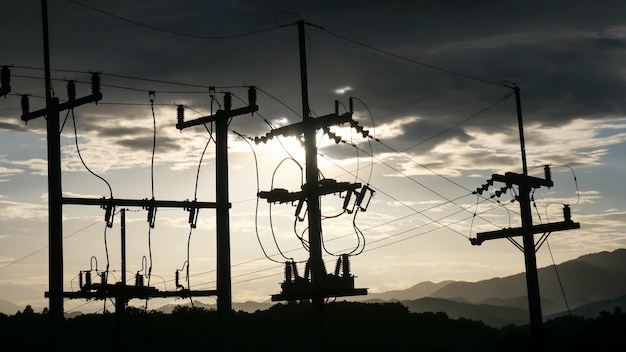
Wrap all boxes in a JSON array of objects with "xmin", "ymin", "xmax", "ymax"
[
  {"xmin": 121, "ymin": 208, "xmax": 127, "ymax": 287},
  {"xmin": 175, "ymin": 92, "xmax": 257, "ymax": 351},
  {"xmin": 514, "ymin": 86, "xmax": 544, "ymax": 350},
  {"xmin": 297, "ymin": 20, "xmax": 326, "ymax": 351},
  {"xmin": 216, "ymin": 93, "xmax": 233, "ymax": 351},
  {"xmin": 116, "ymin": 209, "xmax": 127, "ymax": 351},
  {"xmin": 41, "ymin": 0, "xmax": 64, "ymax": 327}
]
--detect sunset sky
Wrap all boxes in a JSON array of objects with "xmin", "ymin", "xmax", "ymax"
[{"xmin": 1, "ymin": 0, "xmax": 626, "ymax": 312}]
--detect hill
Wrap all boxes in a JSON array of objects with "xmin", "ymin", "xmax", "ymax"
[
  {"xmin": 0, "ymin": 299, "xmax": 20, "ymax": 315},
  {"xmin": 428, "ymin": 249, "xmax": 626, "ymax": 314},
  {"xmin": 353, "ymin": 248, "xmax": 626, "ymax": 325},
  {"xmin": 357, "ymin": 280, "xmax": 454, "ymax": 302},
  {"xmin": 401, "ymin": 297, "xmax": 529, "ymax": 327},
  {"xmin": 361, "ymin": 249, "xmax": 625, "ymax": 311}
]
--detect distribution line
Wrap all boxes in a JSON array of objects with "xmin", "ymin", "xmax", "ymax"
[
  {"xmin": 172, "ymin": 194, "xmax": 501, "ymax": 289},
  {"xmin": 66, "ymin": 0, "xmax": 288, "ymax": 39},
  {"xmin": 0, "ymin": 218, "xmax": 104, "ymax": 272},
  {"xmin": 314, "ymin": 25, "xmax": 507, "ymax": 88}
]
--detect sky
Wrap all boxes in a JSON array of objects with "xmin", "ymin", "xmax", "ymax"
[{"xmin": 1, "ymin": 0, "xmax": 626, "ymax": 313}]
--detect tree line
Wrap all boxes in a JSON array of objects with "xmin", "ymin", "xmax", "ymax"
[{"xmin": 1, "ymin": 301, "xmax": 623, "ymax": 351}]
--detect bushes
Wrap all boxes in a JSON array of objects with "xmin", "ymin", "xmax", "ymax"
[{"xmin": 1, "ymin": 303, "xmax": 624, "ymax": 351}]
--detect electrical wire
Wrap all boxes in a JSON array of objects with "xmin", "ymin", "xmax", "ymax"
[
  {"xmin": 185, "ymin": 126, "xmax": 213, "ymax": 290},
  {"xmin": 102, "ymin": 224, "xmax": 110, "ymax": 281},
  {"xmin": 181, "ymin": 189, "xmax": 519, "ymax": 288},
  {"xmin": 536, "ymin": 164, "xmax": 581, "ymax": 223},
  {"xmin": 71, "ymin": 108, "xmax": 113, "ymax": 198},
  {"xmin": 145, "ymin": 92, "xmax": 157, "ymax": 297},
  {"xmin": 546, "ymin": 239, "xmax": 573, "ymax": 318},
  {"xmin": 10, "ymin": 65, "xmax": 246, "ymax": 91},
  {"xmin": 71, "ymin": 107, "xmax": 116, "ymax": 281},
  {"xmin": 233, "ymin": 130, "xmax": 284, "ymax": 264},
  {"xmin": 149, "ymin": 91, "xmax": 157, "ymax": 199},
  {"xmin": 67, "ymin": 0, "xmax": 287, "ymax": 39},
  {"xmin": 349, "ymin": 96, "xmax": 376, "ymax": 184},
  {"xmin": 328, "ymin": 94, "xmax": 519, "ymax": 224},
  {"xmin": 162, "ymin": 192, "xmax": 495, "ymax": 288},
  {"xmin": 0, "ymin": 218, "xmax": 103, "ymax": 272},
  {"xmin": 195, "ymin": 202, "xmax": 491, "ymax": 288},
  {"xmin": 401, "ymin": 90, "xmax": 516, "ymax": 153},
  {"xmin": 256, "ymin": 86, "xmax": 303, "ymax": 120},
  {"xmin": 318, "ymin": 148, "xmax": 480, "ymax": 238},
  {"xmin": 266, "ymin": 158, "xmax": 304, "ymax": 261},
  {"xmin": 314, "ymin": 24, "xmax": 506, "ymax": 88},
  {"xmin": 350, "ymin": 210, "xmax": 366, "ymax": 256}
]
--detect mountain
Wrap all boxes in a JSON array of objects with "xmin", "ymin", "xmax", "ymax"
[
  {"xmin": 428, "ymin": 249, "xmax": 626, "ymax": 314},
  {"xmin": 357, "ymin": 280, "xmax": 455, "ymax": 302},
  {"xmin": 0, "ymin": 299, "xmax": 20, "ymax": 315},
  {"xmin": 353, "ymin": 249, "xmax": 626, "ymax": 325},
  {"xmin": 402, "ymin": 297, "xmax": 529, "ymax": 327},
  {"xmin": 547, "ymin": 294, "xmax": 626, "ymax": 320}
]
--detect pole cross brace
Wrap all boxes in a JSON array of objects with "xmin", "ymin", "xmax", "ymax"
[
  {"xmin": 254, "ymin": 112, "xmax": 352, "ymax": 144},
  {"xmin": 62, "ymin": 196, "xmax": 221, "ymax": 209},
  {"xmin": 258, "ymin": 178, "xmax": 361, "ymax": 204},
  {"xmin": 472, "ymin": 220, "xmax": 580, "ymax": 245}
]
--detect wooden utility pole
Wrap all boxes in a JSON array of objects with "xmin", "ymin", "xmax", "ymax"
[
  {"xmin": 42, "ymin": 0, "xmax": 63, "ymax": 325},
  {"xmin": 471, "ymin": 85, "xmax": 580, "ymax": 351},
  {"xmin": 256, "ymin": 20, "xmax": 368, "ymax": 351},
  {"xmin": 297, "ymin": 19, "xmax": 327, "ymax": 351},
  {"xmin": 176, "ymin": 88, "xmax": 258, "ymax": 351},
  {"xmin": 19, "ymin": 0, "xmax": 100, "ymax": 328}
]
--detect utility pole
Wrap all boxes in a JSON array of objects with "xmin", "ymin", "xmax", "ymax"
[
  {"xmin": 43, "ymin": 0, "xmax": 63, "ymax": 326},
  {"xmin": 299, "ymin": 19, "xmax": 326, "ymax": 351},
  {"xmin": 17, "ymin": 0, "xmax": 102, "ymax": 327},
  {"xmin": 21, "ymin": 76, "xmax": 103, "ymax": 314},
  {"xmin": 255, "ymin": 20, "xmax": 369, "ymax": 351},
  {"xmin": 176, "ymin": 87, "xmax": 258, "ymax": 351},
  {"xmin": 470, "ymin": 85, "xmax": 580, "ymax": 351}
]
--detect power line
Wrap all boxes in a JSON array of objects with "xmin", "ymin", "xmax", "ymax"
[
  {"xmin": 9, "ymin": 65, "xmax": 246, "ymax": 91},
  {"xmin": 0, "ymin": 218, "xmax": 104, "ymax": 272},
  {"xmin": 66, "ymin": 0, "xmax": 288, "ymax": 39},
  {"xmin": 314, "ymin": 24, "xmax": 507, "ymax": 88},
  {"xmin": 400, "ymin": 90, "xmax": 515, "ymax": 153}
]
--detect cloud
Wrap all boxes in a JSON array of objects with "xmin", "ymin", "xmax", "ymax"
[
  {"xmin": 0, "ymin": 165, "xmax": 24, "ymax": 180},
  {"xmin": 0, "ymin": 200, "xmax": 47, "ymax": 221},
  {"xmin": 0, "ymin": 121, "xmax": 27, "ymax": 132}
]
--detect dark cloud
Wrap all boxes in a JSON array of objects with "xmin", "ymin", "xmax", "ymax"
[
  {"xmin": 115, "ymin": 134, "xmax": 182, "ymax": 153},
  {"xmin": 3, "ymin": 0, "xmax": 626, "ymax": 160},
  {"xmin": 0, "ymin": 121, "xmax": 27, "ymax": 132}
]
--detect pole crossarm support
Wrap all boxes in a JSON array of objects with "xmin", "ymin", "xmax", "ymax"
[
  {"xmin": 20, "ymin": 72, "xmax": 102, "ymax": 123},
  {"xmin": 271, "ymin": 288, "xmax": 368, "ymax": 302},
  {"xmin": 176, "ymin": 104, "xmax": 258, "ymax": 130},
  {"xmin": 473, "ymin": 166, "xmax": 553, "ymax": 196},
  {"xmin": 176, "ymin": 86, "xmax": 258, "ymax": 131},
  {"xmin": 254, "ymin": 112, "xmax": 352, "ymax": 144},
  {"xmin": 47, "ymin": 285, "xmax": 218, "ymax": 300},
  {"xmin": 62, "ymin": 196, "xmax": 221, "ymax": 209},
  {"xmin": 258, "ymin": 178, "xmax": 361, "ymax": 204},
  {"xmin": 492, "ymin": 171, "xmax": 553, "ymax": 189},
  {"xmin": 471, "ymin": 219, "xmax": 580, "ymax": 245}
]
